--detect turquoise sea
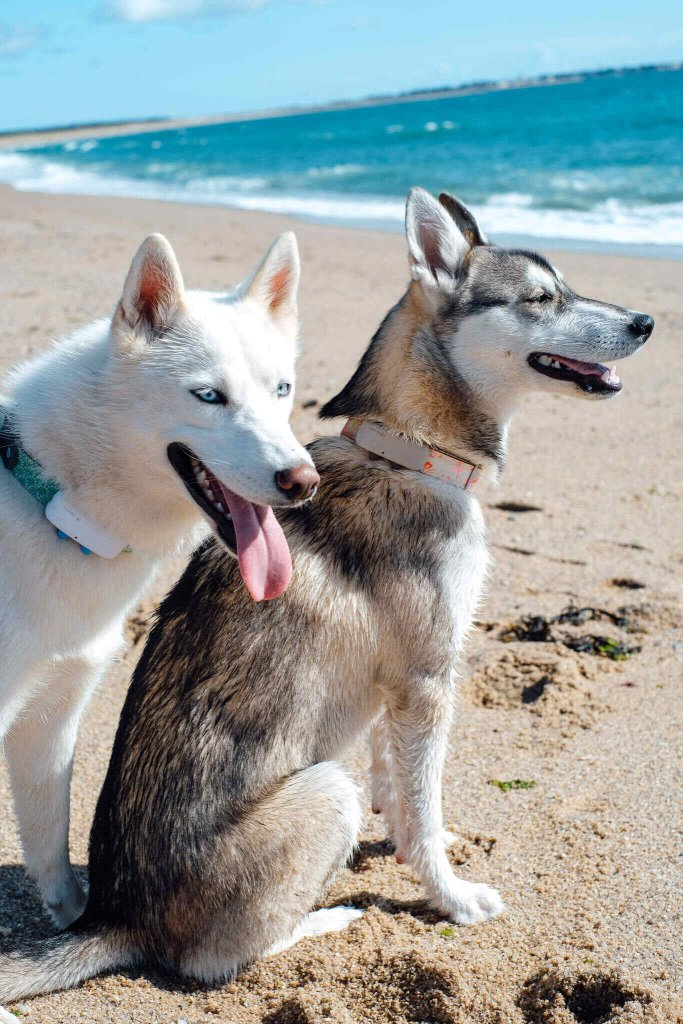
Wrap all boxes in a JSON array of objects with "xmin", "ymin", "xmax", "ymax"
[{"xmin": 1, "ymin": 67, "xmax": 682, "ymax": 253}]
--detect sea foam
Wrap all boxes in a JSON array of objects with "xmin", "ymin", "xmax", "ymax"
[{"xmin": 1, "ymin": 150, "xmax": 682, "ymax": 247}]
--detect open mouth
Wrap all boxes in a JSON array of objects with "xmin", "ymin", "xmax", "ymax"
[
  {"xmin": 167, "ymin": 442, "xmax": 292, "ymax": 602},
  {"xmin": 528, "ymin": 353, "xmax": 622, "ymax": 394}
]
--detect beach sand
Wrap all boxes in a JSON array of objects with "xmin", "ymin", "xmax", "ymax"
[{"xmin": 0, "ymin": 185, "xmax": 681, "ymax": 1023}]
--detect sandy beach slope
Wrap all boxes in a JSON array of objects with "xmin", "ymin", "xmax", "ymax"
[{"xmin": 0, "ymin": 185, "xmax": 681, "ymax": 1023}]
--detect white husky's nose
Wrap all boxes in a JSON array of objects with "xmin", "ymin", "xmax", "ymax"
[{"xmin": 274, "ymin": 463, "xmax": 320, "ymax": 501}]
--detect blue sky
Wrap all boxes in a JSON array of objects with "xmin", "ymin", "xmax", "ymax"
[{"xmin": 1, "ymin": 0, "xmax": 682, "ymax": 132}]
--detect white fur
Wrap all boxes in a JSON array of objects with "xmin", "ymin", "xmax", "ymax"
[
  {"xmin": 524, "ymin": 262, "xmax": 557, "ymax": 294},
  {"xmin": 268, "ymin": 906, "xmax": 365, "ymax": 956},
  {"xmin": 450, "ymin": 301, "xmax": 633, "ymax": 410},
  {"xmin": 0, "ymin": 230, "xmax": 312, "ymax": 928}
]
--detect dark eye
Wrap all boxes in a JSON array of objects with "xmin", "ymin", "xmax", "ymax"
[
  {"xmin": 527, "ymin": 293, "xmax": 553, "ymax": 304},
  {"xmin": 191, "ymin": 387, "xmax": 226, "ymax": 405},
  {"xmin": 277, "ymin": 381, "xmax": 291, "ymax": 398}
]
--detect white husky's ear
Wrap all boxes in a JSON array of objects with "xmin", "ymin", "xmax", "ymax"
[
  {"xmin": 243, "ymin": 231, "xmax": 300, "ymax": 338},
  {"xmin": 119, "ymin": 234, "xmax": 185, "ymax": 336},
  {"xmin": 405, "ymin": 187, "xmax": 470, "ymax": 293}
]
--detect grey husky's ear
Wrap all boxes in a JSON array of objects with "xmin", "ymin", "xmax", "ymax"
[
  {"xmin": 405, "ymin": 187, "xmax": 470, "ymax": 291},
  {"xmin": 244, "ymin": 231, "xmax": 300, "ymax": 338},
  {"xmin": 119, "ymin": 234, "xmax": 185, "ymax": 335},
  {"xmin": 439, "ymin": 192, "xmax": 488, "ymax": 247}
]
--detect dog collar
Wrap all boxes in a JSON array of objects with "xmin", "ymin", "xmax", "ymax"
[
  {"xmin": 0, "ymin": 410, "xmax": 60, "ymax": 506},
  {"xmin": 0, "ymin": 408, "xmax": 131, "ymax": 557},
  {"xmin": 342, "ymin": 419, "xmax": 482, "ymax": 492}
]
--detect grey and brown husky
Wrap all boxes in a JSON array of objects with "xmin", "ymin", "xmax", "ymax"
[{"xmin": 0, "ymin": 188, "xmax": 653, "ymax": 1005}]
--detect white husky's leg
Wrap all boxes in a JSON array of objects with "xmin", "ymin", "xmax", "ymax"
[
  {"xmin": 386, "ymin": 680, "xmax": 504, "ymax": 926},
  {"xmin": 4, "ymin": 650, "xmax": 114, "ymax": 929}
]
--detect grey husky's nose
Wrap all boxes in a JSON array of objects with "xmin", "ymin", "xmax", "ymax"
[
  {"xmin": 629, "ymin": 313, "xmax": 654, "ymax": 338},
  {"xmin": 275, "ymin": 463, "xmax": 320, "ymax": 501}
]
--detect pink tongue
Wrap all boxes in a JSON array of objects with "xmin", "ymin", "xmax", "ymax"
[
  {"xmin": 556, "ymin": 356, "xmax": 607, "ymax": 376},
  {"xmin": 555, "ymin": 356, "xmax": 621, "ymax": 386},
  {"xmin": 214, "ymin": 484, "xmax": 292, "ymax": 602}
]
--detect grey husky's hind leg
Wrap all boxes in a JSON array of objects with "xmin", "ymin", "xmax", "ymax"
[{"xmin": 179, "ymin": 761, "xmax": 363, "ymax": 984}]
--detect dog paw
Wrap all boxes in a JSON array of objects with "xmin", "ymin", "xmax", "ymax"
[
  {"xmin": 268, "ymin": 905, "xmax": 364, "ymax": 956},
  {"xmin": 441, "ymin": 828, "xmax": 456, "ymax": 848},
  {"xmin": 45, "ymin": 879, "xmax": 87, "ymax": 931},
  {"xmin": 436, "ymin": 881, "xmax": 504, "ymax": 925},
  {"xmin": 302, "ymin": 906, "xmax": 364, "ymax": 937}
]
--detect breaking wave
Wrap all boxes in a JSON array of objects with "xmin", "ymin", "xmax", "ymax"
[{"xmin": 1, "ymin": 147, "xmax": 682, "ymax": 248}]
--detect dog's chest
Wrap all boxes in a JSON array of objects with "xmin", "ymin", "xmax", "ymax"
[
  {"xmin": 435, "ymin": 503, "xmax": 488, "ymax": 652},
  {"xmin": 0, "ymin": 490, "xmax": 158, "ymax": 664}
]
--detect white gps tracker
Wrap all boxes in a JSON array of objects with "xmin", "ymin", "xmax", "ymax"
[{"xmin": 45, "ymin": 491, "xmax": 127, "ymax": 559}]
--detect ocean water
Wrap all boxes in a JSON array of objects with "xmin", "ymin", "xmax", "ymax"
[{"xmin": 1, "ymin": 67, "xmax": 682, "ymax": 252}]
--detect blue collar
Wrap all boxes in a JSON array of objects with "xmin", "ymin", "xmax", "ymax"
[
  {"xmin": 0, "ymin": 410, "xmax": 60, "ymax": 506},
  {"xmin": 0, "ymin": 409, "xmax": 131, "ymax": 556}
]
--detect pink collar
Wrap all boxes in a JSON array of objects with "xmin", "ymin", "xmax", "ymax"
[{"xmin": 341, "ymin": 419, "xmax": 482, "ymax": 492}]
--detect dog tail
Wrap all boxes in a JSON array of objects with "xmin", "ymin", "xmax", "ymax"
[{"xmin": 0, "ymin": 923, "xmax": 136, "ymax": 1005}]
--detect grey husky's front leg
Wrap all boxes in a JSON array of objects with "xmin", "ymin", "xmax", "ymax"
[
  {"xmin": 385, "ymin": 682, "xmax": 503, "ymax": 925},
  {"xmin": 370, "ymin": 711, "xmax": 456, "ymax": 861},
  {"xmin": 5, "ymin": 655, "xmax": 110, "ymax": 929}
]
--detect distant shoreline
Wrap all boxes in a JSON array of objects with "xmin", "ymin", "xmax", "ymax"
[{"xmin": 0, "ymin": 59, "xmax": 680, "ymax": 150}]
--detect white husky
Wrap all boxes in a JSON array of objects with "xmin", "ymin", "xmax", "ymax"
[{"xmin": 0, "ymin": 230, "xmax": 318, "ymax": 931}]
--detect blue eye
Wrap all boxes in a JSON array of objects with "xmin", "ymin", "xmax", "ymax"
[
  {"xmin": 192, "ymin": 387, "xmax": 226, "ymax": 405},
  {"xmin": 277, "ymin": 382, "xmax": 291, "ymax": 398}
]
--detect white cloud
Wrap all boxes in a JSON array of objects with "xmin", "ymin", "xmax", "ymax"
[
  {"xmin": 0, "ymin": 24, "xmax": 47, "ymax": 57},
  {"xmin": 102, "ymin": 0, "xmax": 270, "ymax": 21}
]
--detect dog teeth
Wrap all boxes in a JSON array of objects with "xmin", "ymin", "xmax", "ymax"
[
  {"xmin": 599, "ymin": 365, "xmax": 620, "ymax": 385},
  {"xmin": 538, "ymin": 355, "xmax": 565, "ymax": 371},
  {"xmin": 190, "ymin": 463, "xmax": 233, "ymax": 522},
  {"xmin": 189, "ymin": 461, "xmax": 232, "ymax": 521}
]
